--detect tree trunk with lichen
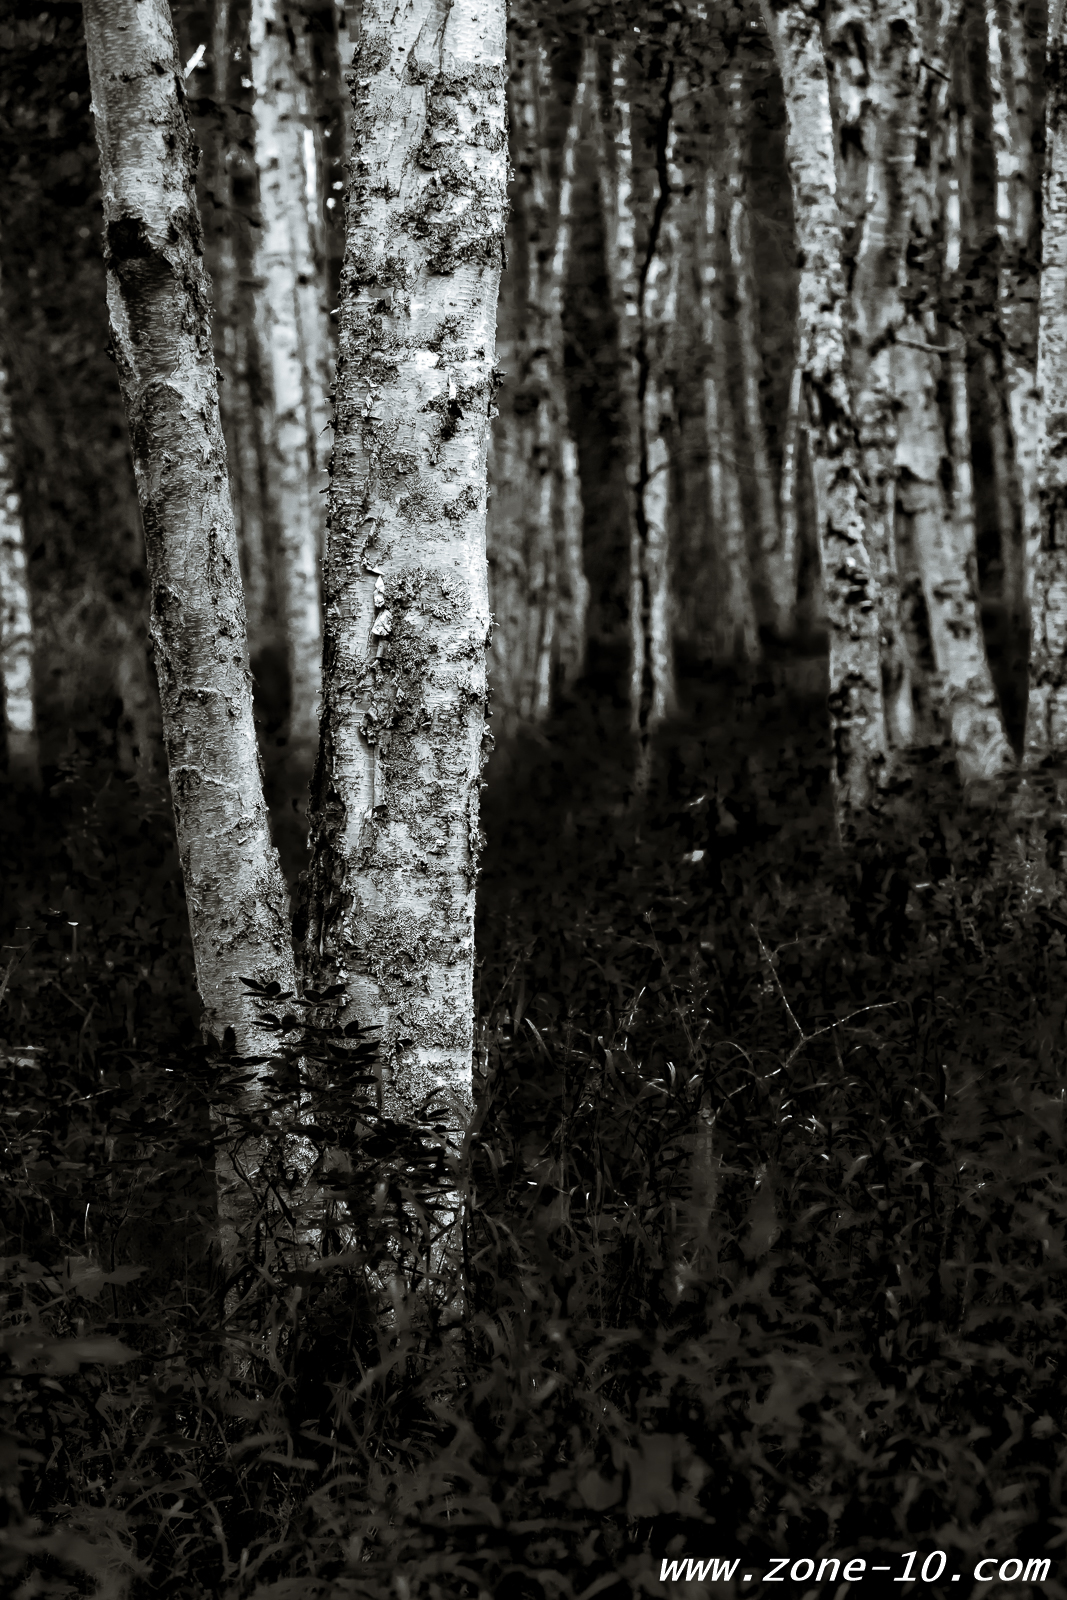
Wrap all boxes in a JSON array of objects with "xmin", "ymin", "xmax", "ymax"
[
  {"xmin": 1026, "ymin": 1, "xmax": 1067, "ymax": 765},
  {"xmin": 761, "ymin": 0, "xmax": 888, "ymax": 823},
  {"xmin": 249, "ymin": 0, "xmax": 325, "ymax": 767},
  {"xmin": 0, "ymin": 349, "xmax": 38, "ymax": 788},
  {"xmin": 83, "ymin": 0, "xmax": 302, "ymax": 1277},
  {"xmin": 299, "ymin": 0, "xmax": 506, "ymax": 1150}
]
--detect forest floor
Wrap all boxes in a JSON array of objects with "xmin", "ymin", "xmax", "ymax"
[{"xmin": 3, "ymin": 669, "xmax": 1067, "ymax": 1598}]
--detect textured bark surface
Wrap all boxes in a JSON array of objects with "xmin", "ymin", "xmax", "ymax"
[
  {"xmin": 249, "ymin": 0, "xmax": 325, "ymax": 761},
  {"xmin": 761, "ymin": 0, "xmax": 887, "ymax": 818},
  {"xmin": 0, "ymin": 352, "xmax": 38, "ymax": 785},
  {"xmin": 83, "ymin": 0, "xmax": 296, "ymax": 1048},
  {"xmin": 300, "ymin": 0, "xmax": 506, "ymax": 1130},
  {"xmin": 828, "ymin": 0, "xmax": 919, "ymax": 752},
  {"xmin": 1026, "ymin": 1, "xmax": 1067, "ymax": 763}
]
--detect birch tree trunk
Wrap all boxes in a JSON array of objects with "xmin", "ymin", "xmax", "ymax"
[
  {"xmin": 1026, "ymin": 0, "xmax": 1067, "ymax": 764},
  {"xmin": 761, "ymin": 0, "xmax": 888, "ymax": 820},
  {"xmin": 698, "ymin": 167, "xmax": 760, "ymax": 665},
  {"xmin": 828, "ymin": 0, "xmax": 919, "ymax": 753},
  {"xmin": 83, "ymin": 0, "xmax": 296, "ymax": 1048},
  {"xmin": 596, "ymin": 44, "xmax": 677, "ymax": 758},
  {"xmin": 83, "ymin": 0, "xmax": 307, "ymax": 1283},
  {"xmin": 300, "ymin": 0, "xmax": 506, "ymax": 1140},
  {"xmin": 895, "ymin": 33, "xmax": 1014, "ymax": 783},
  {"xmin": 0, "ymin": 353, "xmax": 39, "ymax": 787},
  {"xmin": 508, "ymin": 36, "xmax": 589, "ymax": 723},
  {"xmin": 986, "ymin": 0, "xmax": 1042, "ymax": 627},
  {"xmin": 249, "ymin": 0, "xmax": 325, "ymax": 765}
]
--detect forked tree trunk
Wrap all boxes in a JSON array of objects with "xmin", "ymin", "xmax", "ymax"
[
  {"xmin": 0, "ymin": 352, "xmax": 39, "ymax": 787},
  {"xmin": 761, "ymin": 0, "xmax": 888, "ymax": 821},
  {"xmin": 300, "ymin": 0, "xmax": 506, "ymax": 1137},
  {"xmin": 249, "ymin": 0, "xmax": 325, "ymax": 764},
  {"xmin": 1026, "ymin": 0, "xmax": 1067, "ymax": 764},
  {"xmin": 83, "ymin": 0, "xmax": 305, "ymax": 1280},
  {"xmin": 698, "ymin": 167, "xmax": 760, "ymax": 665}
]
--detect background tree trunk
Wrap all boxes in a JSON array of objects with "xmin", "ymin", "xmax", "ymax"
[
  {"xmin": 248, "ymin": 0, "xmax": 325, "ymax": 768},
  {"xmin": 300, "ymin": 0, "xmax": 506, "ymax": 1141},
  {"xmin": 761, "ymin": 0, "xmax": 888, "ymax": 822},
  {"xmin": 1026, "ymin": 0, "xmax": 1067, "ymax": 765},
  {"xmin": 0, "ymin": 346, "xmax": 39, "ymax": 787},
  {"xmin": 698, "ymin": 167, "xmax": 760, "ymax": 666}
]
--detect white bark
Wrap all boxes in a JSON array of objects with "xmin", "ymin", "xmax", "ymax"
[
  {"xmin": 83, "ymin": 0, "xmax": 309, "ymax": 1279},
  {"xmin": 0, "ymin": 356, "xmax": 39, "ymax": 786},
  {"xmin": 249, "ymin": 0, "xmax": 325, "ymax": 762},
  {"xmin": 639, "ymin": 60, "xmax": 683, "ymax": 733},
  {"xmin": 301, "ymin": 0, "xmax": 506, "ymax": 1138},
  {"xmin": 829, "ymin": 0, "xmax": 920, "ymax": 753},
  {"xmin": 895, "ymin": 336, "xmax": 1014, "ymax": 782},
  {"xmin": 761, "ymin": 0, "xmax": 888, "ymax": 819},
  {"xmin": 1026, "ymin": 0, "xmax": 1067, "ymax": 763},
  {"xmin": 698, "ymin": 168, "xmax": 760, "ymax": 665}
]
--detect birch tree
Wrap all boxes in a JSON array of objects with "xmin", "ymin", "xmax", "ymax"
[
  {"xmin": 83, "ymin": 0, "xmax": 303, "ymax": 1277},
  {"xmin": 895, "ymin": 14, "xmax": 1014, "ymax": 783},
  {"xmin": 760, "ymin": 0, "xmax": 888, "ymax": 820},
  {"xmin": 249, "ymin": 0, "xmax": 326, "ymax": 766},
  {"xmin": 986, "ymin": 0, "xmax": 1042, "ymax": 626},
  {"xmin": 826, "ymin": 0, "xmax": 917, "ymax": 751},
  {"xmin": 1026, "ymin": 0, "xmax": 1067, "ymax": 764},
  {"xmin": 300, "ymin": 0, "xmax": 507, "ymax": 1140},
  {"xmin": 0, "ymin": 351, "xmax": 38, "ymax": 787},
  {"xmin": 697, "ymin": 165, "xmax": 760, "ymax": 665},
  {"xmin": 486, "ymin": 32, "xmax": 588, "ymax": 728},
  {"xmin": 595, "ymin": 40, "xmax": 678, "ymax": 766},
  {"xmin": 726, "ymin": 63, "xmax": 789, "ymax": 638}
]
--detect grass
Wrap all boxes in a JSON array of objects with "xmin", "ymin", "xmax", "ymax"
[{"xmin": 2, "ymin": 677, "xmax": 1067, "ymax": 1598}]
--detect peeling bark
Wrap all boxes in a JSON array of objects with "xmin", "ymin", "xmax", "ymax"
[
  {"xmin": 1026, "ymin": 0, "xmax": 1067, "ymax": 763},
  {"xmin": 249, "ymin": 0, "xmax": 325, "ymax": 763},
  {"xmin": 300, "ymin": 0, "xmax": 506, "ymax": 1140},
  {"xmin": 761, "ymin": 0, "xmax": 888, "ymax": 821},
  {"xmin": 0, "ymin": 351, "xmax": 39, "ymax": 787}
]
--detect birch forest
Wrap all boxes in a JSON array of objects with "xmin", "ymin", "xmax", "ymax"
[{"xmin": 6, "ymin": 0, "xmax": 1067, "ymax": 1593}]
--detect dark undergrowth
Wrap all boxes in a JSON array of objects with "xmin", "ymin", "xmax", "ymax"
[{"xmin": 3, "ymin": 680, "xmax": 1067, "ymax": 1599}]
